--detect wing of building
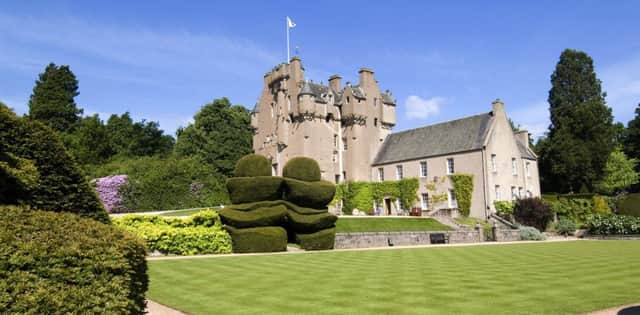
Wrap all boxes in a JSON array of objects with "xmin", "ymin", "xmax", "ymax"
[{"xmin": 252, "ymin": 57, "xmax": 540, "ymax": 219}]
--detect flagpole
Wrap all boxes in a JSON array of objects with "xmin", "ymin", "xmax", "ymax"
[{"xmin": 286, "ymin": 16, "xmax": 290, "ymax": 64}]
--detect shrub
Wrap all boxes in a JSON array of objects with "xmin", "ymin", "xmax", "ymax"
[
  {"xmin": 617, "ymin": 193, "xmax": 640, "ymax": 217},
  {"xmin": 586, "ymin": 214, "xmax": 640, "ymax": 235},
  {"xmin": 592, "ymin": 195, "xmax": 611, "ymax": 215},
  {"xmin": 93, "ymin": 174, "xmax": 129, "ymax": 213},
  {"xmin": 226, "ymin": 176, "xmax": 283, "ymax": 204},
  {"xmin": 519, "ymin": 226, "xmax": 546, "ymax": 241},
  {"xmin": 224, "ymin": 226, "xmax": 287, "ymax": 253},
  {"xmin": 514, "ymin": 197, "xmax": 553, "ymax": 231},
  {"xmin": 494, "ymin": 201, "xmax": 514, "ymax": 218},
  {"xmin": 282, "ymin": 157, "xmax": 321, "ymax": 182},
  {"xmin": 283, "ymin": 178, "xmax": 336, "ymax": 209},
  {"xmin": 0, "ymin": 105, "xmax": 109, "ymax": 223},
  {"xmin": 555, "ymin": 217, "xmax": 577, "ymax": 236},
  {"xmin": 234, "ymin": 154, "xmax": 271, "ymax": 177},
  {"xmin": 218, "ymin": 205, "xmax": 288, "ymax": 228},
  {"xmin": 286, "ymin": 210, "xmax": 338, "ymax": 232},
  {"xmin": 449, "ymin": 174, "xmax": 474, "ymax": 216},
  {"xmin": 0, "ymin": 206, "xmax": 147, "ymax": 314},
  {"xmin": 295, "ymin": 227, "xmax": 336, "ymax": 250},
  {"xmin": 114, "ymin": 210, "xmax": 232, "ymax": 255}
]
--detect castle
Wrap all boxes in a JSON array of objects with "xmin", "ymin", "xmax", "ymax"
[{"xmin": 252, "ymin": 57, "xmax": 541, "ymax": 218}]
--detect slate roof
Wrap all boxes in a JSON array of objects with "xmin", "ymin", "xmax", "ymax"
[
  {"xmin": 382, "ymin": 91, "xmax": 396, "ymax": 105},
  {"xmin": 517, "ymin": 138, "xmax": 537, "ymax": 160},
  {"xmin": 373, "ymin": 112, "xmax": 493, "ymax": 165}
]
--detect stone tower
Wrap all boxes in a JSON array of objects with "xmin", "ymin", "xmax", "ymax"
[{"xmin": 252, "ymin": 57, "xmax": 396, "ymax": 182}]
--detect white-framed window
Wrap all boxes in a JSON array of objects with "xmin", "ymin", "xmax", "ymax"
[
  {"xmin": 512, "ymin": 158, "xmax": 518, "ymax": 175},
  {"xmin": 397, "ymin": 199, "xmax": 404, "ymax": 212},
  {"xmin": 526, "ymin": 190, "xmax": 532, "ymax": 198},
  {"xmin": 378, "ymin": 168, "xmax": 385, "ymax": 182},
  {"xmin": 420, "ymin": 161, "xmax": 428, "ymax": 178},
  {"xmin": 526, "ymin": 161, "xmax": 531, "ymax": 177},
  {"xmin": 396, "ymin": 165, "xmax": 403, "ymax": 180},
  {"xmin": 421, "ymin": 193, "xmax": 429, "ymax": 210},
  {"xmin": 272, "ymin": 164, "xmax": 278, "ymax": 176},
  {"xmin": 448, "ymin": 189, "xmax": 458, "ymax": 208},
  {"xmin": 491, "ymin": 154, "xmax": 497, "ymax": 173},
  {"xmin": 511, "ymin": 186, "xmax": 517, "ymax": 200},
  {"xmin": 519, "ymin": 187, "xmax": 524, "ymax": 199},
  {"xmin": 495, "ymin": 185, "xmax": 501, "ymax": 200},
  {"xmin": 446, "ymin": 158, "xmax": 455, "ymax": 174}
]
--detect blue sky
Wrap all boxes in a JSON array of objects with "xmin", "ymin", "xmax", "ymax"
[{"xmin": 1, "ymin": 1, "xmax": 639, "ymax": 139}]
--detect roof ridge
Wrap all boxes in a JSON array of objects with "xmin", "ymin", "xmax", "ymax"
[{"xmin": 391, "ymin": 112, "xmax": 492, "ymax": 136}]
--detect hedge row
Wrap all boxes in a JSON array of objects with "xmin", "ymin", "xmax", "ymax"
[
  {"xmin": 286, "ymin": 210, "xmax": 338, "ymax": 232},
  {"xmin": 224, "ymin": 226, "xmax": 288, "ymax": 253},
  {"xmin": 618, "ymin": 193, "xmax": 640, "ymax": 217},
  {"xmin": 295, "ymin": 227, "xmax": 336, "ymax": 251},
  {"xmin": 218, "ymin": 205, "xmax": 287, "ymax": 228},
  {"xmin": 0, "ymin": 206, "xmax": 147, "ymax": 314},
  {"xmin": 227, "ymin": 200, "xmax": 326, "ymax": 215},
  {"xmin": 586, "ymin": 214, "xmax": 640, "ymax": 235},
  {"xmin": 226, "ymin": 176, "xmax": 283, "ymax": 204}
]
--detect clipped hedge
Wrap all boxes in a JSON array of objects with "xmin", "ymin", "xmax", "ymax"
[
  {"xmin": 0, "ymin": 206, "xmax": 147, "ymax": 314},
  {"xmin": 282, "ymin": 157, "xmax": 321, "ymax": 182},
  {"xmin": 227, "ymin": 176, "xmax": 283, "ymax": 204},
  {"xmin": 618, "ymin": 193, "xmax": 640, "ymax": 217},
  {"xmin": 284, "ymin": 178, "xmax": 336, "ymax": 209},
  {"xmin": 227, "ymin": 200, "xmax": 327, "ymax": 214},
  {"xmin": 218, "ymin": 205, "xmax": 287, "ymax": 228},
  {"xmin": 286, "ymin": 210, "xmax": 338, "ymax": 232},
  {"xmin": 234, "ymin": 154, "xmax": 271, "ymax": 177},
  {"xmin": 114, "ymin": 210, "xmax": 232, "ymax": 255},
  {"xmin": 224, "ymin": 226, "xmax": 288, "ymax": 253},
  {"xmin": 295, "ymin": 227, "xmax": 336, "ymax": 250}
]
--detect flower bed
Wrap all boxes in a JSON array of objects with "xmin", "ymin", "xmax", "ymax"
[{"xmin": 93, "ymin": 174, "xmax": 128, "ymax": 213}]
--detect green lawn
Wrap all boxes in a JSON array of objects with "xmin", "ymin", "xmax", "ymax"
[
  {"xmin": 147, "ymin": 240, "xmax": 640, "ymax": 314},
  {"xmin": 335, "ymin": 217, "xmax": 453, "ymax": 233}
]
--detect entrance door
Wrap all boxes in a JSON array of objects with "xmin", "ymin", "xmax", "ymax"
[{"xmin": 384, "ymin": 198, "xmax": 392, "ymax": 215}]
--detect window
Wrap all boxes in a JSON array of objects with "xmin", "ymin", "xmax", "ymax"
[
  {"xmin": 448, "ymin": 189, "xmax": 458, "ymax": 208},
  {"xmin": 512, "ymin": 158, "xmax": 518, "ymax": 175},
  {"xmin": 333, "ymin": 135, "xmax": 338, "ymax": 149},
  {"xmin": 491, "ymin": 154, "xmax": 497, "ymax": 173},
  {"xmin": 421, "ymin": 193, "xmax": 429, "ymax": 210},
  {"xmin": 511, "ymin": 186, "xmax": 517, "ymax": 200},
  {"xmin": 526, "ymin": 190, "xmax": 532, "ymax": 198},
  {"xmin": 519, "ymin": 187, "xmax": 524, "ymax": 199},
  {"xmin": 343, "ymin": 138, "xmax": 347, "ymax": 151},
  {"xmin": 396, "ymin": 165, "xmax": 403, "ymax": 180},
  {"xmin": 526, "ymin": 162, "xmax": 531, "ymax": 177},
  {"xmin": 346, "ymin": 96, "xmax": 350, "ymax": 104},
  {"xmin": 397, "ymin": 199, "xmax": 404, "ymax": 212},
  {"xmin": 495, "ymin": 185, "xmax": 501, "ymax": 200},
  {"xmin": 335, "ymin": 174, "xmax": 340, "ymax": 184},
  {"xmin": 420, "ymin": 161, "xmax": 428, "ymax": 177},
  {"xmin": 272, "ymin": 164, "xmax": 278, "ymax": 176},
  {"xmin": 374, "ymin": 118, "xmax": 378, "ymax": 126},
  {"xmin": 447, "ymin": 158, "xmax": 455, "ymax": 174},
  {"xmin": 378, "ymin": 168, "xmax": 385, "ymax": 182}
]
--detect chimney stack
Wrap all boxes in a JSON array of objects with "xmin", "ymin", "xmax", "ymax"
[
  {"xmin": 358, "ymin": 67, "xmax": 374, "ymax": 87},
  {"xmin": 328, "ymin": 74, "xmax": 342, "ymax": 92},
  {"xmin": 492, "ymin": 99, "xmax": 505, "ymax": 116}
]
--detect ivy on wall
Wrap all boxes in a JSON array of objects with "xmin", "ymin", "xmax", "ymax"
[
  {"xmin": 449, "ymin": 174, "xmax": 474, "ymax": 216},
  {"xmin": 331, "ymin": 178, "xmax": 419, "ymax": 215},
  {"xmin": 425, "ymin": 176, "xmax": 448, "ymax": 209}
]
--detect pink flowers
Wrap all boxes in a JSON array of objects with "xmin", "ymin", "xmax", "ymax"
[{"xmin": 94, "ymin": 175, "xmax": 128, "ymax": 213}]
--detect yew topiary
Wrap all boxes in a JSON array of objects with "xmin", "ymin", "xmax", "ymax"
[
  {"xmin": 233, "ymin": 154, "xmax": 271, "ymax": 177},
  {"xmin": 226, "ymin": 176, "xmax": 283, "ymax": 204},
  {"xmin": 283, "ymin": 178, "xmax": 336, "ymax": 209},
  {"xmin": 224, "ymin": 225, "xmax": 287, "ymax": 253},
  {"xmin": 282, "ymin": 157, "xmax": 321, "ymax": 182}
]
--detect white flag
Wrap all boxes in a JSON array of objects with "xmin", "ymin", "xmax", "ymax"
[{"xmin": 287, "ymin": 16, "xmax": 296, "ymax": 29}]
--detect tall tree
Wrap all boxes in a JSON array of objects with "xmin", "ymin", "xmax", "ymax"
[
  {"xmin": 64, "ymin": 115, "xmax": 114, "ymax": 166},
  {"xmin": 175, "ymin": 97, "xmax": 253, "ymax": 176},
  {"xmin": 596, "ymin": 147, "xmax": 639, "ymax": 194},
  {"xmin": 105, "ymin": 112, "xmax": 174, "ymax": 157},
  {"xmin": 623, "ymin": 104, "xmax": 640, "ymax": 159},
  {"xmin": 28, "ymin": 63, "xmax": 83, "ymax": 132},
  {"xmin": 539, "ymin": 49, "xmax": 615, "ymax": 193}
]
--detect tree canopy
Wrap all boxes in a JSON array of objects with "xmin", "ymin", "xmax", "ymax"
[
  {"xmin": 175, "ymin": 98, "xmax": 253, "ymax": 176},
  {"xmin": 538, "ymin": 49, "xmax": 615, "ymax": 193},
  {"xmin": 28, "ymin": 63, "xmax": 83, "ymax": 132},
  {"xmin": 596, "ymin": 147, "xmax": 639, "ymax": 194}
]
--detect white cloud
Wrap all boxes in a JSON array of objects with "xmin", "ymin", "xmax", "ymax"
[
  {"xmin": 508, "ymin": 101, "xmax": 549, "ymax": 140},
  {"xmin": 404, "ymin": 95, "xmax": 444, "ymax": 120}
]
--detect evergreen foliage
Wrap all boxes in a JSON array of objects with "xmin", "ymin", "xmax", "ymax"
[
  {"xmin": 226, "ymin": 176, "xmax": 284, "ymax": 204},
  {"xmin": 175, "ymin": 98, "xmax": 253, "ymax": 177},
  {"xmin": 0, "ymin": 206, "xmax": 147, "ymax": 314},
  {"xmin": 282, "ymin": 157, "xmax": 321, "ymax": 182},
  {"xmin": 333, "ymin": 178, "xmax": 420, "ymax": 214},
  {"xmin": 283, "ymin": 178, "xmax": 336, "ymax": 209},
  {"xmin": 539, "ymin": 49, "xmax": 615, "ymax": 193},
  {"xmin": 218, "ymin": 205, "xmax": 287, "ymax": 228},
  {"xmin": 233, "ymin": 154, "xmax": 272, "ymax": 177},
  {"xmin": 622, "ymin": 104, "xmax": 640, "ymax": 164},
  {"xmin": 28, "ymin": 63, "xmax": 82, "ymax": 132},
  {"xmin": 224, "ymin": 226, "xmax": 288, "ymax": 253},
  {"xmin": 449, "ymin": 174, "xmax": 474, "ymax": 216},
  {"xmin": 0, "ymin": 104, "xmax": 109, "ymax": 223},
  {"xmin": 294, "ymin": 227, "xmax": 336, "ymax": 251}
]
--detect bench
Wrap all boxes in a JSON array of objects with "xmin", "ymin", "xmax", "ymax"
[{"xmin": 430, "ymin": 233, "xmax": 449, "ymax": 244}]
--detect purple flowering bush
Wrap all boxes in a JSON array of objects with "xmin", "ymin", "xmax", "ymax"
[{"xmin": 94, "ymin": 175, "xmax": 129, "ymax": 213}]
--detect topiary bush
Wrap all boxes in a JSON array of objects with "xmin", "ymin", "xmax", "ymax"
[
  {"xmin": 282, "ymin": 157, "xmax": 321, "ymax": 182},
  {"xmin": 0, "ymin": 206, "xmax": 147, "ymax": 314},
  {"xmin": 226, "ymin": 176, "xmax": 283, "ymax": 204},
  {"xmin": 0, "ymin": 104, "xmax": 109, "ymax": 223},
  {"xmin": 224, "ymin": 226, "xmax": 288, "ymax": 253},
  {"xmin": 519, "ymin": 226, "xmax": 546, "ymax": 241},
  {"xmin": 233, "ymin": 154, "xmax": 272, "ymax": 177},
  {"xmin": 218, "ymin": 205, "xmax": 287, "ymax": 228},
  {"xmin": 283, "ymin": 178, "xmax": 336, "ymax": 209},
  {"xmin": 295, "ymin": 227, "xmax": 336, "ymax": 250},
  {"xmin": 286, "ymin": 210, "xmax": 338, "ymax": 232},
  {"xmin": 514, "ymin": 197, "xmax": 553, "ymax": 231}
]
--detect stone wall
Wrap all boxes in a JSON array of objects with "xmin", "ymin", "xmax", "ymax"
[{"xmin": 334, "ymin": 228, "xmax": 521, "ymax": 249}]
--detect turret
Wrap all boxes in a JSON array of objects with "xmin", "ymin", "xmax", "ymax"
[{"xmin": 298, "ymin": 80, "xmax": 314, "ymax": 113}]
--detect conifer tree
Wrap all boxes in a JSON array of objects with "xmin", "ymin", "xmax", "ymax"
[
  {"xmin": 539, "ymin": 49, "xmax": 615, "ymax": 193},
  {"xmin": 28, "ymin": 63, "xmax": 82, "ymax": 132}
]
